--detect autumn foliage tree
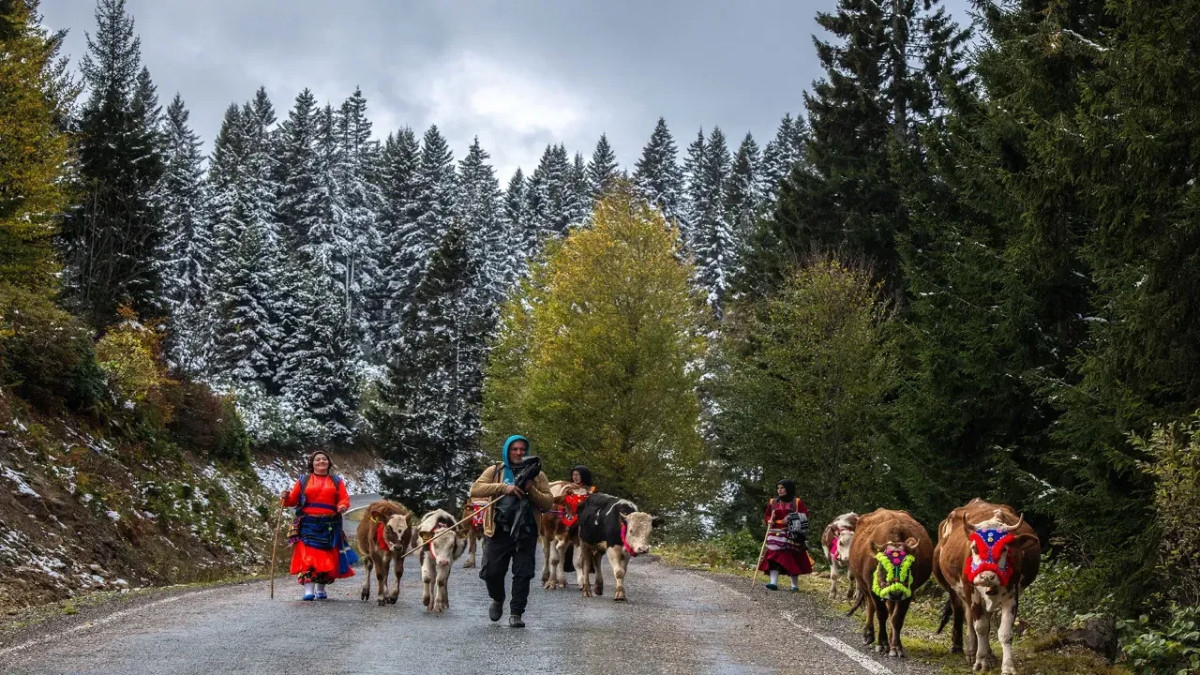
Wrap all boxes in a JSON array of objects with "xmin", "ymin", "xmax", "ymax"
[{"xmin": 483, "ymin": 180, "xmax": 714, "ymax": 516}]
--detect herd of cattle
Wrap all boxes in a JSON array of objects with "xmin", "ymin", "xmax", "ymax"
[{"xmin": 351, "ymin": 485, "xmax": 1041, "ymax": 675}]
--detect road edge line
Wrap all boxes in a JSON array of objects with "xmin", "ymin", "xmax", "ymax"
[{"xmin": 782, "ymin": 610, "xmax": 895, "ymax": 675}]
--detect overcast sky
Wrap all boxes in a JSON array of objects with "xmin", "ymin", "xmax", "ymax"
[{"xmin": 41, "ymin": 0, "xmax": 975, "ymax": 182}]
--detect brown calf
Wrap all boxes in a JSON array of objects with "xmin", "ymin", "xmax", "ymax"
[
  {"xmin": 354, "ymin": 500, "xmax": 414, "ymax": 606},
  {"xmin": 848, "ymin": 508, "xmax": 933, "ymax": 658},
  {"xmin": 459, "ymin": 498, "xmax": 489, "ymax": 568},
  {"xmin": 933, "ymin": 499, "xmax": 1041, "ymax": 675},
  {"xmin": 539, "ymin": 480, "xmax": 591, "ymax": 590}
]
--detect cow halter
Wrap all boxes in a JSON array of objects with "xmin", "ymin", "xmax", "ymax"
[
  {"xmin": 872, "ymin": 550, "xmax": 915, "ymax": 599},
  {"xmin": 561, "ymin": 492, "xmax": 589, "ymax": 528},
  {"xmin": 829, "ymin": 527, "xmax": 851, "ymax": 559},
  {"xmin": 964, "ymin": 528, "xmax": 1015, "ymax": 586},
  {"xmin": 426, "ymin": 524, "xmax": 447, "ymax": 562}
]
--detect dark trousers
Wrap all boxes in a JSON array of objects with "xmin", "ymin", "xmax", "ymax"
[{"xmin": 479, "ymin": 527, "xmax": 537, "ymax": 615}]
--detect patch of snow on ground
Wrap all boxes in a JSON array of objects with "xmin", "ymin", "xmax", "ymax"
[
  {"xmin": 105, "ymin": 510, "xmax": 120, "ymax": 522},
  {"xmin": 253, "ymin": 461, "xmax": 296, "ymax": 495},
  {"xmin": 2, "ymin": 465, "xmax": 41, "ymax": 498}
]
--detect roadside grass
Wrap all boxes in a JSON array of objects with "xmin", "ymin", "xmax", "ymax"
[{"xmin": 656, "ymin": 542, "xmax": 1124, "ymax": 675}]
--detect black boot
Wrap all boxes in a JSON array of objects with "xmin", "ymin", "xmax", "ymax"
[
  {"xmin": 508, "ymin": 614, "xmax": 525, "ymax": 628},
  {"xmin": 488, "ymin": 600, "xmax": 503, "ymax": 622}
]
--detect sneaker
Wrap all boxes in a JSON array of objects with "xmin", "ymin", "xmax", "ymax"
[
  {"xmin": 488, "ymin": 600, "xmax": 503, "ymax": 622},
  {"xmin": 315, "ymin": 591, "xmax": 328, "ymax": 600},
  {"xmin": 301, "ymin": 593, "xmax": 315, "ymax": 601},
  {"xmin": 765, "ymin": 583, "xmax": 779, "ymax": 591},
  {"xmin": 790, "ymin": 587, "xmax": 800, "ymax": 593},
  {"xmin": 509, "ymin": 614, "xmax": 525, "ymax": 628}
]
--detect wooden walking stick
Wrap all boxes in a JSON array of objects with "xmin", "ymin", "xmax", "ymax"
[
  {"xmin": 269, "ymin": 506, "xmax": 287, "ymax": 598},
  {"xmin": 749, "ymin": 522, "xmax": 771, "ymax": 593},
  {"xmin": 397, "ymin": 495, "xmax": 505, "ymax": 560}
]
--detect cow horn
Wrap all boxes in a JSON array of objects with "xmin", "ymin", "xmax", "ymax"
[
  {"xmin": 1008, "ymin": 512, "xmax": 1025, "ymax": 531},
  {"xmin": 905, "ymin": 537, "xmax": 919, "ymax": 551},
  {"xmin": 871, "ymin": 541, "xmax": 884, "ymax": 554},
  {"xmin": 962, "ymin": 511, "xmax": 976, "ymax": 534}
]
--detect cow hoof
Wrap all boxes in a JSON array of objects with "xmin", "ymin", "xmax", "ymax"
[
  {"xmin": 544, "ymin": 580, "xmax": 556, "ymax": 590},
  {"xmin": 463, "ymin": 561, "xmax": 475, "ymax": 569},
  {"xmin": 613, "ymin": 595, "xmax": 627, "ymax": 602},
  {"xmin": 388, "ymin": 595, "xmax": 398, "ymax": 605},
  {"xmin": 594, "ymin": 584, "xmax": 603, "ymax": 596},
  {"xmin": 875, "ymin": 645, "xmax": 885, "ymax": 654},
  {"xmin": 974, "ymin": 655, "xmax": 997, "ymax": 671},
  {"xmin": 360, "ymin": 590, "xmax": 369, "ymax": 602},
  {"xmin": 889, "ymin": 647, "xmax": 905, "ymax": 658}
]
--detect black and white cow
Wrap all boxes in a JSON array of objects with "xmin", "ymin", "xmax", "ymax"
[
  {"xmin": 576, "ymin": 493, "xmax": 655, "ymax": 602},
  {"xmin": 416, "ymin": 509, "xmax": 467, "ymax": 613}
]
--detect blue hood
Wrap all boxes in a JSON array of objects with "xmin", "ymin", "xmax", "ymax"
[{"xmin": 501, "ymin": 435, "xmax": 529, "ymax": 485}]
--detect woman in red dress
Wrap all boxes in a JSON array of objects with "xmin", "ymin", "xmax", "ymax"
[
  {"xmin": 281, "ymin": 450, "xmax": 354, "ymax": 600},
  {"xmin": 757, "ymin": 479, "xmax": 812, "ymax": 591}
]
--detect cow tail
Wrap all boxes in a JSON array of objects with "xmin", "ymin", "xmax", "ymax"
[
  {"xmin": 846, "ymin": 592, "xmax": 865, "ymax": 617},
  {"xmin": 936, "ymin": 596, "xmax": 953, "ymax": 634}
]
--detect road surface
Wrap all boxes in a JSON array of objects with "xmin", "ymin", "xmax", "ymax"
[{"xmin": 0, "ymin": 495, "xmax": 942, "ymax": 674}]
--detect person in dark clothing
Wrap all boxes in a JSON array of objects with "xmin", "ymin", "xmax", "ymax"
[
  {"xmin": 469, "ymin": 435, "xmax": 552, "ymax": 627},
  {"xmin": 757, "ymin": 479, "xmax": 812, "ymax": 591},
  {"xmin": 569, "ymin": 465, "xmax": 594, "ymax": 488}
]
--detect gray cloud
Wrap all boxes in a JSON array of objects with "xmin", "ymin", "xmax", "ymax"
[{"xmin": 41, "ymin": 0, "xmax": 974, "ymax": 181}]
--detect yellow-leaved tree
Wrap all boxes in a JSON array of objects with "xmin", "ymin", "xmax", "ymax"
[{"xmin": 483, "ymin": 180, "xmax": 714, "ymax": 517}]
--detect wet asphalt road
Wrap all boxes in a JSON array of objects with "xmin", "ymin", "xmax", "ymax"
[{"xmin": 0, "ymin": 496, "xmax": 944, "ymax": 675}]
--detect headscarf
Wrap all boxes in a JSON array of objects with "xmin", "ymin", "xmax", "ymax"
[
  {"xmin": 306, "ymin": 450, "xmax": 333, "ymax": 475},
  {"xmin": 501, "ymin": 435, "xmax": 529, "ymax": 485},
  {"xmin": 776, "ymin": 479, "xmax": 796, "ymax": 503},
  {"xmin": 570, "ymin": 465, "xmax": 593, "ymax": 487}
]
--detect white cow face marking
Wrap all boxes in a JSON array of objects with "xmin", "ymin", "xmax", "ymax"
[
  {"xmin": 384, "ymin": 515, "xmax": 409, "ymax": 552},
  {"xmin": 620, "ymin": 512, "xmax": 654, "ymax": 555},
  {"xmin": 835, "ymin": 530, "xmax": 855, "ymax": 565}
]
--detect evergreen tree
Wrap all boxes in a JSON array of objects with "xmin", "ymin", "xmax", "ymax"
[
  {"xmin": 745, "ymin": 0, "xmax": 969, "ymax": 296},
  {"xmin": 274, "ymin": 89, "xmax": 320, "ymax": 250},
  {"xmin": 456, "ymin": 137, "xmax": 505, "ymax": 308},
  {"xmin": 335, "ymin": 87, "xmax": 384, "ymax": 350},
  {"xmin": 726, "ymin": 132, "xmax": 763, "ymax": 265},
  {"xmin": 565, "ymin": 151, "xmax": 590, "ymax": 226},
  {"xmin": 586, "ymin": 133, "xmax": 620, "ymax": 200},
  {"xmin": 760, "ymin": 113, "xmax": 807, "ymax": 211},
  {"xmin": 633, "ymin": 118, "xmax": 684, "ymax": 222},
  {"xmin": 393, "ymin": 125, "xmax": 456, "ymax": 320},
  {"xmin": 502, "ymin": 168, "xmax": 534, "ymax": 279},
  {"xmin": 374, "ymin": 221, "xmax": 487, "ymax": 513},
  {"xmin": 374, "ymin": 127, "xmax": 422, "ymax": 354},
  {"xmin": 527, "ymin": 144, "xmax": 573, "ymax": 240},
  {"xmin": 158, "ymin": 94, "xmax": 211, "ymax": 373},
  {"xmin": 685, "ymin": 128, "xmax": 735, "ymax": 312},
  {"xmin": 0, "ymin": 0, "xmax": 74, "ymax": 293},
  {"xmin": 60, "ymin": 0, "xmax": 165, "ymax": 326}
]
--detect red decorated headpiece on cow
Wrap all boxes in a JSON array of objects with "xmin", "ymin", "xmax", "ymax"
[{"xmin": 962, "ymin": 511, "xmax": 1036, "ymax": 587}]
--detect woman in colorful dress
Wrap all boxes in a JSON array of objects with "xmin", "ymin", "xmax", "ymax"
[
  {"xmin": 758, "ymin": 479, "xmax": 812, "ymax": 591},
  {"xmin": 281, "ymin": 450, "xmax": 355, "ymax": 600}
]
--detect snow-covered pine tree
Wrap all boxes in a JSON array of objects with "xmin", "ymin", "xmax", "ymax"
[
  {"xmin": 528, "ymin": 144, "xmax": 573, "ymax": 240},
  {"xmin": 725, "ymin": 132, "xmax": 763, "ymax": 270},
  {"xmin": 565, "ymin": 151, "xmax": 590, "ymax": 227},
  {"xmin": 274, "ymin": 89, "xmax": 321, "ymax": 251},
  {"xmin": 159, "ymin": 94, "xmax": 211, "ymax": 374},
  {"xmin": 335, "ymin": 87, "xmax": 384, "ymax": 354},
  {"xmin": 372, "ymin": 128, "xmax": 422, "ymax": 356},
  {"xmin": 681, "ymin": 129, "xmax": 707, "ymax": 253},
  {"xmin": 456, "ymin": 137, "xmax": 506, "ymax": 311},
  {"xmin": 633, "ymin": 118, "xmax": 684, "ymax": 223},
  {"xmin": 60, "ymin": 0, "xmax": 165, "ymax": 326},
  {"xmin": 374, "ymin": 220, "xmax": 487, "ymax": 513},
  {"xmin": 586, "ymin": 133, "xmax": 620, "ymax": 201},
  {"xmin": 760, "ymin": 113, "xmax": 808, "ymax": 210},
  {"xmin": 207, "ymin": 94, "xmax": 284, "ymax": 390},
  {"xmin": 392, "ymin": 125, "xmax": 456, "ymax": 321},
  {"xmin": 685, "ymin": 127, "xmax": 734, "ymax": 313},
  {"xmin": 503, "ymin": 168, "xmax": 535, "ymax": 280}
]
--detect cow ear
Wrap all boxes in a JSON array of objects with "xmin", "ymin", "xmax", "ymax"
[
  {"xmin": 905, "ymin": 537, "xmax": 919, "ymax": 551},
  {"xmin": 1012, "ymin": 532, "xmax": 1039, "ymax": 547}
]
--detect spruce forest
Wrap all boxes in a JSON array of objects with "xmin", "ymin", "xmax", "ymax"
[{"xmin": 3, "ymin": 0, "xmax": 1200, "ymax": 669}]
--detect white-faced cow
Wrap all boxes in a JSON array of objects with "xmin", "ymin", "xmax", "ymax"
[
  {"xmin": 459, "ymin": 497, "xmax": 489, "ymax": 568},
  {"xmin": 416, "ymin": 509, "xmax": 468, "ymax": 613},
  {"xmin": 848, "ymin": 508, "xmax": 933, "ymax": 658},
  {"xmin": 576, "ymin": 493, "xmax": 655, "ymax": 602},
  {"xmin": 933, "ymin": 499, "xmax": 1041, "ymax": 675},
  {"xmin": 355, "ymin": 499, "xmax": 414, "ymax": 606},
  {"xmin": 539, "ymin": 480, "xmax": 591, "ymax": 590},
  {"xmin": 821, "ymin": 511, "xmax": 859, "ymax": 600}
]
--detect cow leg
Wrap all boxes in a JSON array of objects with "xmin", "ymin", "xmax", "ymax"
[
  {"xmin": 872, "ymin": 596, "xmax": 890, "ymax": 653},
  {"xmin": 845, "ymin": 569, "xmax": 856, "ymax": 601},
  {"xmin": 421, "ymin": 555, "xmax": 433, "ymax": 610},
  {"xmin": 949, "ymin": 592, "xmax": 966, "ymax": 654},
  {"xmin": 361, "ymin": 554, "xmax": 374, "ymax": 602},
  {"xmin": 829, "ymin": 560, "xmax": 840, "ymax": 599},
  {"xmin": 388, "ymin": 552, "xmax": 401, "ymax": 604},
  {"xmin": 543, "ymin": 534, "xmax": 557, "ymax": 589},
  {"xmin": 553, "ymin": 537, "xmax": 569, "ymax": 588},
  {"xmin": 376, "ymin": 552, "xmax": 391, "ymax": 606},
  {"xmin": 463, "ymin": 527, "xmax": 476, "ymax": 568},
  {"xmin": 862, "ymin": 585, "xmax": 876, "ymax": 647},
  {"xmin": 578, "ymin": 543, "xmax": 593, "ymax": 598},
  {"xmin": 970, "ymin": 602, "xmax": 997, "ymax": 671},
  {"xmin": 888, "ymin": 599, "xmax": 911, "ymax": 658},
  {"xmin": 606, "ymin": 546, "xmax": 627, "ymax": 601},
  {"xmin": 998, "ymin": 594, "xmax": 1018, "ymax": 675},
  {"xmin": 434, "ymin": 564, "xmax": 449, "ymax": 612},
  {"xmin": 592, "ymin": 548, "xmax": 604, "ymax": 596},
  {"xmin": 574, "ymin": 544, "xmax": 586, "ymax": 589}
]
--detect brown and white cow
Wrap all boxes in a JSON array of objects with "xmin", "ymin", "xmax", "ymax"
[
  {"xmin": 933, "ymin": 499, "xmax": 1041, "ymax": 675},
  {"xmin": 539, "ymin": 480, "xmax": 591, "ymax": 590},
  {"xmin": 459, "ymin": 497, "xmax": 489, "ymax": 568},
  {"xmin": 848, "ymin": 508, "xmax": 933, "ymax": 658},
  {"xmin": 355, "ymin": 500, "xmax": 414, "ymax": 606},
  {"xmin": 576, "ymin": 493, "xmax": 655, "ymax": 602},
  {"xmin": 821, "ymin": 511, "xmax": 859, "ymax": 600},
  {"xmin": 416, "ymin": 509, "xmax": 468, "ymax": 613}
]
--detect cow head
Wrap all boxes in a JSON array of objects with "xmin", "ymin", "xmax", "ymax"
[
  {"xmin": 419, "ymin": 512, "xmax": 466, "ymax": 568},
  {"xmin": 963, "ymin": 511, "xmax": 1038, "ymax": 593},
  {"xmin": 619, "ymin": 512, "xmax": 655, "ymax": 556},
  {"xmin": 871, "ymin": 538, "xmax": 920, "ymax": 602},
  {"xmin": 832, "ymin": 527, "xmax": 855, "ymax": 565},
  {"xmin": 383, "ymin": 514, "xmax": 410, "ymax": 552}
]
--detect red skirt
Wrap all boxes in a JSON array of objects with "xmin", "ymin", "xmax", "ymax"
[
  {"xmin": 289, "ymin": 542, "xmax": 354, "ymax": 582},
  {"xmin": 758, "ymin": 528, "xmax": 812, "ymax": 576}
]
